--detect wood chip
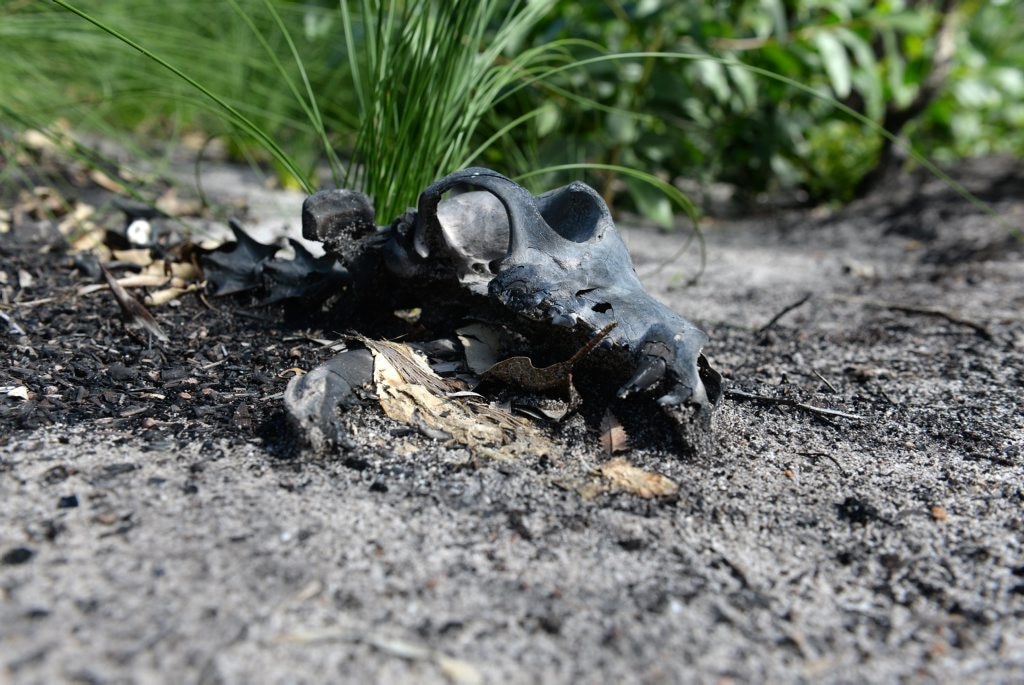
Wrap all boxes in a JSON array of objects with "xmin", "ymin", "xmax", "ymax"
[
  {"xmin": 598, "ymin": 458, "xmax": 679, "ymax": 499},
  {"xmin": 102, "ymin": 267, "xmax": 168, "ymax": 342}
]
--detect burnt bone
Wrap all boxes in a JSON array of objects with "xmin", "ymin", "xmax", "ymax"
[
  {"xmin": 295, "ymin": 168, "xmax": 720, "ymax": 450},
  {"xmin": 283, "ymin": 349, "xmax": 373, "ymax": 452},
  {"xmin": 389, "ymin": 168, "xmax": 720, "ymax": 410}
]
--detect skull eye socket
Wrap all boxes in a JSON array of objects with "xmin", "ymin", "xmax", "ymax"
[
  {"xmin": 592, "ymin": 302, "xmax": 612, "ymax": 314},
  {"xmin": 435, "ymin": 190, "xmax": 510, "ymax": 269},
  {"xmin": 537, "ymin": 183, "xmax": 606, "ymax": 243}
]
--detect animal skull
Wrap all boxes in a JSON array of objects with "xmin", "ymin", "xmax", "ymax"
[
  {"xmin": 391, "ymin": 168, "xmax": 718, "ymax": 409},
  {"xmin": 297, "ymin": 167, "xmax": 721, "ymax": 451}
]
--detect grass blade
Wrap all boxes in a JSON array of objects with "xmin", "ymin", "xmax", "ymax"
[{"xmin": 49, "ymin": 0, "xmax": 312, "ymax": 192}]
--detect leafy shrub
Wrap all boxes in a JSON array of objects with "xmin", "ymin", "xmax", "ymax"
[
  {"xmin": 1, "ymin": 0, "xmax": 1020, "ymax": 222},
  {"xmin": 493, "ymin": 0, "xmax": 1024, "ymax": 210}
]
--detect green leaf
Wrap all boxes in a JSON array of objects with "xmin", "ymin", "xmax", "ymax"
[
  {"xmin": 727, "ymin": 61, "xmax": 758, "ymax": 111},
  {"xmin": 624, "ymin": 175, "xmax": 674, "ymax": 229},
  {"xmin": 536, "ymin": 101, "xmax": 560, "ymax": 137},
  {"xmin": 836, "ymin": 27, "xmax": 882, "ymax": 119},
  {"xmin": 813, "ymin": 31, "xmax": 852, "ymax": 99},
  {"xmin": 607, "ymin": 110, "xmax": 639, "ymax": 145},
  {"xmin": 882, "ymin": 28, "xmax": 915, "ymax": 108},
  {"xmin": 695, "ymin": 59, "xmax": 730, "ymax": 103},
  {"xmin": 867, "ymin": 10, "xmax": 933, "ymax": 35},
  {"xmin": 762, "ymin": 0, "xmax": 788, "ymax": 40}
]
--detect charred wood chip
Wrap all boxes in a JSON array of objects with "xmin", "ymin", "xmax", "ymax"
[
  {"xmin": 57, "ymin": 495, "xmax": 79, "ymax": 509},
  {"xmin": 160, "ymin": 367, "xmax": 190, "ymax": 383},
  {"xmin": 101, "ymin": 463, "xmax": 138, "ymax": 477},
  {"xmin": 1, "ymin": 547, "xmax": 34, "ymax": 565},
  {"xmin": 73, "ymin": 252, "xmax": 103, "ymax": 281},
  {"xmin": 301, "ymin": 188, "xmax": 377, "ymax": 258},
  {"xmin": 837, "ymin": 496, "xmax": 881, "ymax": 525},
  {"xmin": 107, "ymin": 363, "xmax": 137, "ymax": 382}
]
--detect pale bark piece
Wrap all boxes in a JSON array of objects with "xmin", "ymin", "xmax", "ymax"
[
  {"xmin": 598, "ymin": 458, "xmax": 678, "ymax": 499},
  {"xmin": 365, "ymin": 338, "xmax": 556, "ymax": 460}
]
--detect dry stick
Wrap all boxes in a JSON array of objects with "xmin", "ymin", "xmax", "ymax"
[
  {"xmin": 725, "ymin": 389, "xmax": 864, "ymax": 422},
  {"xmin": 102, "ymin": 267, "xmax": 168, "ymax": 343},
  {"xmin": 756, "ymin": 292, "xmax": 812, "ymax": 335},
  {"xmin": 879, "ymin": 303, "xmax": 993, "ymax": 340},
  {"xmin": 812, "ymin": 369, "xmax": 839, "ymax": 394},
  {"xmin": 798, "ymin": 451, "xmax": 849, "ymax": 478},
  {"xmin": 0, "ymin": 311, "xmax": 27, "ymax": 336},
  {"xmin": 834, "ymin": 295, "xmax": 993, "ymax": 340}
]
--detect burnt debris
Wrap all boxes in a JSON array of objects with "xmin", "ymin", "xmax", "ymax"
[{"xmin": 202, "ymin": 219, "xmax": 349, "ymax": 304}]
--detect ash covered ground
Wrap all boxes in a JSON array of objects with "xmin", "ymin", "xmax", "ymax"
[{"xmin": 2, "ymin": 157, "xmax": 1023, "ymax": 683}]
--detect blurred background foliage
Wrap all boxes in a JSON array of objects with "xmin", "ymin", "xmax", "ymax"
[
  {"xmin": 499, "ymin": 0, "xmax": 1023, "ymax": 210},
  {"xmin": 1, "ymin": 0, "xmax": 1021, "ymax": 224}
]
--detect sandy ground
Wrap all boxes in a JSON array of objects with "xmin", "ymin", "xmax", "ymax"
[{"xmin": 2, "ymin": 159, "xmax": 1023, "ymax": 684}]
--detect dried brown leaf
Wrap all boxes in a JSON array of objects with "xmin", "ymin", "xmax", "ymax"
[
  {"xmin": 142, "ymin": 260, "xmax": 201, "ymax": 281},
  {"xmin": 599, "ymin": 411, "xmax": 630, "ymax": 455},
  {"xmin": 57, "ymin": 202, "xmax": 95, "ymax": 235},
  {"xmin": 156, "ymin": 188, "xmax": 204, "ymax": 217},
  {"xmin": 144, "ymin": 285, "xmax": 198, "ymax": 307},
  {"xmin": 456, "ymin": 323, "xmax": 505, "ymax": 374},
  {"xmin": 112, "ymin": 249, "xmax": 154, "ymax": 267},
  {"xmin": 114, "ymin": 274, "xmax": 172, "ymax": 289},
  {"xmin": 89, "ymin": 169, "xmax": 128, "ymax": 194},
  {"xmin": 481, "ymin": 322, "xmax": 616, "ymax": 394},
  {"xmin": 70, "ymin": 229, "xmax": 106, "ymax": 253}
]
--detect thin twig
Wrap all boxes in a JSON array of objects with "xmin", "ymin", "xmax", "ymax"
[
  {"xmin": 798, "ymin": 451, "xmax": 849, "ymax": 478},
  {"xmin": 102, "ymin": 267, "xmax": 168, "ymax": 343},
  {"xmin": 812, "ymin": 369, "xmax": 839, "ymax": 394},
  {"xmin": 882, "ymin": 303, "xmax": 992, "ymax": 340},
  {"xmin": 725, "ymin": 389, "xmax": 864, "ymax": 421},
  {"xmin": 0, "ymin": 311, "xmax": 27, "ymax": 336},
  {"xmin": 11, "ymin": 297, "xmax": 58, "ymax": 308},
  {"xmin": 834, "ymin": 295, "xmax": 993, "ymax": 340},
  {"xmin": 756, "ymin": 293, "xmax": 812, "ymax": 334}
]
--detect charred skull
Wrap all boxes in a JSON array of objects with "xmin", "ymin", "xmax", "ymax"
[{"xmin": 294, "ymin": 167, "xmax": 721, "ymax": 452}]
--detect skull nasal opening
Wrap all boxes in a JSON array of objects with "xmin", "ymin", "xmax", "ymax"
[{"xmin": 537, "ymin": 183, "xmax": 606, "ymax": 243}]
